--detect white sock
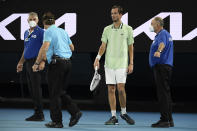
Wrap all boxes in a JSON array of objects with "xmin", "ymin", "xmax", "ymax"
[
  {"xmin": 111, "ymin": 110, "xmax": 116, "ymax": 117},
  {"xmin": 121, "ymin": 107, "xmax": 127, "ymax": 115}
]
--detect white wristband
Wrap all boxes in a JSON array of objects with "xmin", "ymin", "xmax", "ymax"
[
  {"xmin": 95, "ymin": 66, "xmax": 98, "ymax": 71},
  {"xmin": 96, "ymin": 54, "xmax": 101, "ymax": 60}
]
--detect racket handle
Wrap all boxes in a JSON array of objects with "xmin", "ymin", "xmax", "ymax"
[{"xmin": 95, "ymin": 66, "xmax": 98, "ymax": 71}]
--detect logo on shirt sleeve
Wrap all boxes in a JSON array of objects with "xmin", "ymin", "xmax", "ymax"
[{"xmin": 169, "ymin": 37, "xmax": 173, "ymax": 41}]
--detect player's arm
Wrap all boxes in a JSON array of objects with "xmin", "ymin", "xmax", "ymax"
[
  {"xmin": 128, "ymin": 44, "xmax": 134, "ymax": 65},
  {"xmin": 93, "ymin": 42, "xmax": 107, "ymax": 69},
  {"xmin": 128, "ymin": 44, "xmax": 134, "ymax": 74},
  {"xmin": 127, "ymin": 26, "xmax": 134, "ymax": 74}
]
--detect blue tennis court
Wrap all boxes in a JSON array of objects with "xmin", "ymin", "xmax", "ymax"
[{"xmin": 0, "ymin": 108, "xmax": 197, "ymax": 131}]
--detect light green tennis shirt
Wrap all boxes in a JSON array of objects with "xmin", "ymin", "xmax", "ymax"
[{"xmin": 101, "ymin": 23, "xmax": 134, "ymax": 69}]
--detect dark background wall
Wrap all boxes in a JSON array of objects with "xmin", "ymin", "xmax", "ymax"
[{"xmin": 0, "ymin": 0, "xmax": 197, "ymax": 111}]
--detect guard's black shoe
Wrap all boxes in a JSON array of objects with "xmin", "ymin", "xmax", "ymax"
[
  {"xmin": 169, "ymin": 120, "xmax": 174, "ymax": 127},
  {"xmin": 105, "ymin": 116, "xmax": 119, "ymax": 125},
  {"xmin": 151, "ymin": 120, "xmax": 170, "ymax": 128},
  {"xmin": 45, "ymin": 122, "xmax": 63, "ymax": 128},
  {"xmin": 69, "ymin": 112, "xmax": 82, "ymax": 127},
  {"xmin": 120, "ymin": 114, "xmax": 135, "ymax": 125},
  {"xmin": 25, "ymin": 113, "xmax": 44, "ymax": 121}
]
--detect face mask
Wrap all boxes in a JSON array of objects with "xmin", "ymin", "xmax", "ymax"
[
  {"xmin": 149, "ymin": 25, "xmax": 154, "ymax": 32},
  {"xmin": 29, "ymin": 21, "xmax": 37, "ymax": 28}
]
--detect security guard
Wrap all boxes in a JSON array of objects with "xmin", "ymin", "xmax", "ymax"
[
  {"xmin": 32, "ymin": 12, "xmax": 82, "ymax": 128},
  {"xmin": 17, "ymin": 12, "xmax": 45, "ymax": 121}
]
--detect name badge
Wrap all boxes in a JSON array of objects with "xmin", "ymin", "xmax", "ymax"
[
  {"xmin": 25, "ymin": 38, "xmax": 29, "ymax": 42},
  {"xmin": 32, "ymin": 35, "xmax": 37, "ymax": 38}
]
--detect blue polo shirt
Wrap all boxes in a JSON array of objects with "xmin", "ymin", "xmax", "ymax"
[
  {"xmin": 43, "ymin": 25, "xmax": 72, "ymax": 63},
  {"xmin": 149, "ymin": 29, "xmax": 174, "ymax": 67},
  {"xmin": 24, "ymin": 26, "xmax": 44, "ymax": 59}
]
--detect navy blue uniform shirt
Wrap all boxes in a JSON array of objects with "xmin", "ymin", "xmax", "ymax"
[
  {"xmin": 149, "ymin": 29, "xmax": 174, "ymax": 67},
  {"xmin": 24, "ymin": 26, "xmax": 44, "ymax": 59}
]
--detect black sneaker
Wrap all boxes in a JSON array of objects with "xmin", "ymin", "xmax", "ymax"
[
  {"xmin": 105, "ymin": 116, "xmax": 119, "ymax": 125},
  {"xmin": 69, "ymin": 112, "xmax": 82, "ymax": 127},
  {"xmin": 151, "ymin": 120, "xmax": 170, "ymax": 128},
  {"xmin": 25, "ymin": 113, "xmax": 44, "ymax": 121},
  {"xmin": 45, "ymin": 122, "xmax": 63, "ymax": 128},
  {"xmin": 169, "ymin": 120, "xmax": 174, "ymax": 127},
  {"xmin": 120, "ymin": 114, "xmax": 135, "ymax": 125}
]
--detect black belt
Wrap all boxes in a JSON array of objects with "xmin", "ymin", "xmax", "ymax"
[{"xmin": 56, "ymin": 57, "xmax": 70, "ymax": 61}]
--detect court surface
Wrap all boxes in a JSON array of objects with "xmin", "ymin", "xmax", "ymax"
[{"xmin": 0, "ymin": 108, "xmax": 197, "ymax": 131}]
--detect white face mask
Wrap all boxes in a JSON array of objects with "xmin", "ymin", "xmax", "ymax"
[
  {"xmin": 149, "ymin": 25, "xmax": 154, "ymax": 32},
  {"xmin": 29, "ymin": 21, "xmax": 37, "ymax": 28}
]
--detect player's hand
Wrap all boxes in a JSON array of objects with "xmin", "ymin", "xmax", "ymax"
[
  {"xmin": 93, "ymin": 58, "xmax": 100, "ymax": 70},
  {"xmin": 127, "ymin": 64, "xmax": 133, "ymax": 74},
  {"xmin": 39, "ymin": 61, "xmax": 45, "ymax": 71},
  {"xmin": 16, "ymin": 63, "xmax": 23, "ymax": 73},
  {"xmin": 154, "ymin": 52, "xmax": 161, "ymax": 58}
]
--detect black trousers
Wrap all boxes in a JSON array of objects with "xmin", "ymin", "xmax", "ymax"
[
  {"xmin": 47, "ymin": 59, "xmax": 80, "ymax": 123},
  {"xmin": 25, "ymin": 58, "xmax": 43, "ymax": 114},
  {"xmin": 153, "ymin": 64, "xmax": 173, "ymax": 121}
]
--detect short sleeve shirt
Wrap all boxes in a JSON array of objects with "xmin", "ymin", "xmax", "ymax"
[
  {"xmin": 101, "ymin": 23, "xmax": 134, "ymax": 69},
  {"xmin": 43, "ymin": 25, "xmax": 72, "ymax": 63},
  {"xmin": 24, "ymin": 26, "xmax": 44, "ymax": 59},
  {"xmin": 149, "ymin": 29, "xmax": 174, "ymax": 67}
]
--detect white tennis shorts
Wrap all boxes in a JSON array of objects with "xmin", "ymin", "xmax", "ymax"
[{"xmin": 105, "ymin": 68, "xmax": 127, "ymax": 84}]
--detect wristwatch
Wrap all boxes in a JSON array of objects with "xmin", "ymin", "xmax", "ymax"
[
  {"xmin": 34, "ymin": 62, "xmax": 40, "ymax": 65},
  {"xmin": 157, "ymin": 50, "xmax": 162, "ymax": 53},
  {"xmin": 42, "ymin": 59, "xmax": 46, "ymax": 62}
]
